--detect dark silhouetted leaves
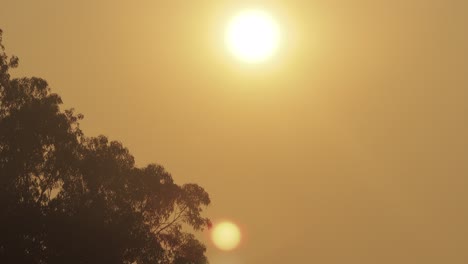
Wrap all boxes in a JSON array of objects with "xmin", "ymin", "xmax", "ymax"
[{"xmin": 0, "ymin": 29, "xmax": 210, "ymax": 264}]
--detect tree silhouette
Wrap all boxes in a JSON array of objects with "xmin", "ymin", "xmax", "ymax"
[{"xmin": 0, "ymin": 29, "xmax": 211, "ymax": 264}]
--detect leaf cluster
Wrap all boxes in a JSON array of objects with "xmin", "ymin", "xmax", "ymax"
[{"xmin": 0, "ymin": 30, "xmax": 210, "ymax": 264}]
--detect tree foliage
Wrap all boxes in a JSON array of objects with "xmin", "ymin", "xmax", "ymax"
[{"xmin": 0, "ymin": 29, "xmax": 211, "ymax": 264}]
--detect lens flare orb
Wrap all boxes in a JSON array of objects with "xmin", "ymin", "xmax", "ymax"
[{"xmin": 211, "ymin": 221, "xmax": 242, "ymax": 251}]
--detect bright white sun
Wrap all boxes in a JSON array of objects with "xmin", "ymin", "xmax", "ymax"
[
  {"xmin": 211, "ymin": 221, "xmax": 241, "ymax": 251},
  {"xmin": 226, "ymin": 10, "xmax": 280, "ymax": 63}
]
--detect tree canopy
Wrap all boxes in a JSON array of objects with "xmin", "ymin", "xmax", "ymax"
[{"xmin": 0, "ymin": 29, "xmax": 211, "ymax": 264}]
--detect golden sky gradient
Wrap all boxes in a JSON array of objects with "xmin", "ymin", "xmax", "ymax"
[{"xmin": 2, "ymin": 0, "xmax": 468, "ymax": 263}]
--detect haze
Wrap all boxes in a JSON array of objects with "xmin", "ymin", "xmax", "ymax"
[{"xmin": 1, "ymin": 0, "xmax": 468, "ymax": 263}]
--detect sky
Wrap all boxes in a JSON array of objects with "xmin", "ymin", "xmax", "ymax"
[{"xmin": 1, "ymin": 0, "xmax": 468, "ymax": 263}]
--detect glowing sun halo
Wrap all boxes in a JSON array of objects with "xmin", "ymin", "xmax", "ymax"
[
  {"xmin": 211, "ymin": 221, "xmax": 241, "ymax": 251},
  {"xmin": 226, "ymin": 10, "xmax": 280, "ymax": 63}
]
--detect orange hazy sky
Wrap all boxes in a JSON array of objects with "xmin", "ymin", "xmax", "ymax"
[{"xmin": 2, "ymin": 0, "xmax": 468, "ymax": 263}]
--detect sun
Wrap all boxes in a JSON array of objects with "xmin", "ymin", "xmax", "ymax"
[
  {"xmin": 225, "ymin": 10, "xmax": 280, "ymax": 63},
  {"xmin": 211, "ymin": 221, "xmax": 242, "ymax": 251}
]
